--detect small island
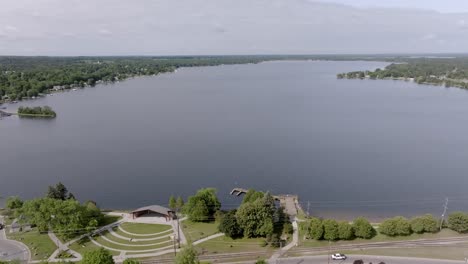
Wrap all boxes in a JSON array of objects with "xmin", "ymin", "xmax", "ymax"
[{"xmin": 17, "ymin": 106, "xmax": 57, "ymax": 118}]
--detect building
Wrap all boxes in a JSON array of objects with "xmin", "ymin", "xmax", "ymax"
[{"xmin": 130, "ymin": 205, "xmax": 175, "ymax": 221}]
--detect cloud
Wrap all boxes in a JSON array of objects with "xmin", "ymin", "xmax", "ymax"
[
  {"xmin": 4, "ymin": 25, "xmax": 19, "ymax": 33},
  {"xmin": 421, "ymin": 33, "xmax": 437, "ymax": 40},
  {"xmin": 98, "ymin": 29, "xmax": 112, "ymax": 35}
]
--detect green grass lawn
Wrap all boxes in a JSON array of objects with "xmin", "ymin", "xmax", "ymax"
[
  {"xmin": 92, "ymin": 235, "xmax": 172, "ymax": 251},
  {"xmin": 7, "ymin": 228, "xmax": 57, "ymax": 261},
  {"xmin": 101, "ymin": 229, "xmax": 172, "ymax": 245},
  {"xmin": 69, "ymin": 236, "xmax": 120, "ymax": 256},
  {"xmin": 182, "ymin": 221, "xmax": 219, "ymax": 242},
  {"xmin": 298, "ymin": 228, "xmax": 467, "ymax": 248},
  {"xmin": 100, "ymin": 215, "xmax": 122, "ymax": 226},
  {"xmin": 195, "ymin": 235, "xmax": 275, "ymax": 255},
  {"xmin": 114, "ymin": 226, "xmax": 172, "ymax": 239},
  {"xmin": 119, "ymin": 222, "xmax": 172, "ymax": 235}
]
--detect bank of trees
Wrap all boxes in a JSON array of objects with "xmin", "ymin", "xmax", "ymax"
[
  {"xmin": 17, "ymin": 106, "xmax": 56, "ymax": 117},
  {"xmin": 6, "ymin": 182, "xmax": 104, "ymax": 239},
  {"xmin": 307, "ymin": 217, "xmax": 375, "ymax": 241},
  {"xmin": 183, "ymin": 188, "xmax": 221, "ymax": 222}
]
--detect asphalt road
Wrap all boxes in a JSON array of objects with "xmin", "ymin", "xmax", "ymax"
[
  {"xmin": 0, "ymin": 217, "xmax": 29, "ymax": 262},
  {"xmin": 277, "ymin": 255, "xmax": 466, "ymax": 264}
]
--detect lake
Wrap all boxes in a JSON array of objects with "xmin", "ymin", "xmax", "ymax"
[{"xmin": 2, "ymin": 60, "xmax": 468, "ymax": 220}]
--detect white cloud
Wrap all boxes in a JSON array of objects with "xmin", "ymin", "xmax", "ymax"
[
  {"xmin": 98, "ymin": 29, "xmax": 112, "ymax": 35},
  {"xmin": 4, "ymin": 25, "xmax": 19, "ymax": 33},
  {"xmin": 421, "ymin": 33, "xmax": 437, "ymax": 40}
]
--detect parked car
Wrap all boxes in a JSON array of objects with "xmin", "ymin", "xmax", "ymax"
[
  {"xmin": 331, "ymin": 253, "xmax": 347, "ymax": 260},
  {"xmin": 0, "ymin": 224, "xmax": 4, "ymax": 230}
]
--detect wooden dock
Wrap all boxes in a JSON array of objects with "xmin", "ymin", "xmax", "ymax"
[{"xmin": 230, "ymin": 187, "xmax": 299, "ymax": 218}]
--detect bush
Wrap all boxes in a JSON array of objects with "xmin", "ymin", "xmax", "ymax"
[
  {"xmin": 338, "ymin": 221, "xmax": 354, "ymax": 240},
  {"xmin": 218, "ymin": 210, "xmax": 243, "ymax": 238},
  {"xmin": 123, "ymin": 259, "xmax": 140, "ymax": 264},
  {"xmin": 82, "ymin": 248, "xmax": 114, "ymax": 264},
  {"xmin": 353, "ymin": 217, "xmax": 375, "ymax": 239},
  {"xmin": 379, "ymin": 217, "xmax": 411, "ymax": 236},
  {"xmin": 323, "ymin": 219, "xmax": 339, "ymax": 241},
  {"xmin": 448, "ymin": 212, "xmax": 468, "ymax": 233},
  {"xmin": 410, "ymin": 214, "xmax": 439, "ymax": 234},
  {"xmin": 6, "ymin": 196, "xmax": 23, "ymax": 210},
  {"xmin": 308, "ymin": 217, "xmax": 324, "ymax": 240}
]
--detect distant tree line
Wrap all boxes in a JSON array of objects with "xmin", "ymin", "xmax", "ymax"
[
  {"xmin": 337, "ymin": 58, "xmax": 468, "ymax": 90},
  {"xmin": 17, "ymin": 106, "xmax": 56, "ymax": 118}
]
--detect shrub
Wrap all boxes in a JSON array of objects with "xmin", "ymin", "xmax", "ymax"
[
  {"xmin": 353, "ymin": 217, "xmax": 375, "ymax": 239},
  {"xmin": 448, "ymin": 212, "xmax": 468, "ymax": 233},
  {"xmin": 338, "ymin": 221, "xmax": 354, "ymax": 240},
  {"xmin": 410, "ymin": 214, "xmax": 438, "ymax": 234},
  {"xmin": 308, "ymin": 217, "xmax": 324, "ymax": 240},
  {"xmin": 323, "ymin": 219, "xmax": 339, "ymax": 241},
  {"xmin": 218, "ymin": 210, "xmax": 243, "ymax": 238},
  {"xmin": 379, "ymin": 217, "xmax": 411, "ymax": 236}
]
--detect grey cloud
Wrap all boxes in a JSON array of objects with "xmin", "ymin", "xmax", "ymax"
[{"xmin": 1, "ymin": 0, "xmax": 468, "ymax": 55}]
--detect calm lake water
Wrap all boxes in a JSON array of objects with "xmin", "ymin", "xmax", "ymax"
[{"xmin": 2, "ymin": 60, "xmax": 468, "ymax": 220}]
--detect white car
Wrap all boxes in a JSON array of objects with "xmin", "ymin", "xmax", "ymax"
[{"xmin": 331, "ymin": 253, "xmax": 347, "ymax": 260}]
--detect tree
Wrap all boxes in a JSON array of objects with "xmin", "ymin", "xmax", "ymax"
[
  {"xmin": 308, "ymin": 217, "xmax": 324, "ymax": 240},
  {"xmin": 6, "ymin": 196, "xmax": 23, "ymax": 209},
  {"xmin": 218, "ymin": 210, "xmax": 243, "ymax": 238},
  {"xmin": 183, "ymin": 188, "xmax": 221, "ymax": 222},
  {"xmin": 353, "ymin": 217, "xmax": 375, "ymax": 239},
  {"xmin": 410, "ymin": 214, "xmax": 438, "ymax": 234},
  {"xmin": 338, "ymin": 221, "xmax": 354, "ymax": 240},
  {"xmin": 242, "ymin": 189, "xmax": 264, "ymax": 204},
  {"xmin": 323, "ymin": 219, "xmax": 339, "ymax": 241},
  {"xmin": 175, "ymin": 245, "xmax": 199, "ymax": 264},
  {"xmin": 123, "ymin": 259, "xmax": 140, "ymax": 264},
  {"xmin": 379, "ymin": 217, "xmax": 411, "ymax": 236},
  {"xmin": 47, "ymin": 182, "xmax": 69, "ymax": 200},
  {"xmin": 82, "ymin": 248, "xmax": 114, "ymax": 264},
  {"xmin": 448, "ymin": 212, "xmax": 468, "ymax": 233},
  {"xmin": 169, "ymin": 195, "xmax": 177, "ymax": 210},
  {"xmin": 236, "ymin": 193, "xmax": 276, "ymax": 238},
  {"xmin": 176, "ymin": 196, "xmax": 184, "ymax": 211}
]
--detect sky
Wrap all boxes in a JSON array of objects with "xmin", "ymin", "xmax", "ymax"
[{"xmin": 1, "ymin": 0, "xmax": 468, "ymax": 55}]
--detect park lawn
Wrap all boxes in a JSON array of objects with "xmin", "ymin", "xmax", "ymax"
[
  {"xmin": 100, "ymin": 215, "xmax": 122, "ymax": 226},
  {"xmin": 7, "ymin": 228, "xmax": 57, "ymax": 261},
  {"xmin": 120, "ymin": 222, "xmax": 172, "ymax": 235},
  {"xmin": 114, "ymin": 226, "xmax": 172, "ymax": 239},
  {"xmin": 340, "ymin": 243, "xmax": 468, "ymax": 261},
  {"xmin": 92, "ymin": 235, "xmax": 172, "ymax": 251},
  {"xmin": 102, "ymin": 229, "xmax": 172, "ymax": 245},
  {"xmin": 182, "ymin": 221, "xmax": 219, "ymax": 242},
  {"xmin": 69, "ymin": 236, "xmax": 120, "ymax": 256},
  {"xmin": 195, "ymin": 236, "xmax": 275, "ymax": 255},
  {"xmin": 299, "ymin": 228, "xmax": 467, "ymax": 248}
]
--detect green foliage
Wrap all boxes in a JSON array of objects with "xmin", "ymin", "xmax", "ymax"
[
  {"xmin": 236, "ymin": 193, "xmax": 276, "ymax": 238},
  {"xmin": 322, "ymin": 219, "xmax": 339, "ymax": 241},
  {"xmin": 338, "ymin": 221, "xmax": 354, "ymax": 240},
  {"xmin": 176, "ymin": 196, "xmax": 185, "ymax": 211},
  {"xmin": 81, "ymin": 248, "xmax": 114, "ymax": 264},
  {"xmin": 242, "ymin": 189, "xmax": 265, "ymax": 204},
  {"xmin": 169, "ymin": 195, "xmax": 177, "ymax": 210},
  {"xmin": 6, "ymin": 196, "xmax": 23, "ymax": 209},
  {"xmin": 183, "ymin": 188, "xmax": 221, "ymax": 222},
  {"xmin": 448, "ymin": 212, "xmax": 468, "ymax": 233},
  {"xmin": 352, "ymin": 217, "xmax": 375, "ymax": 239},
  {"xmin": 379, "ymin": 217, "xmax": 411, "ymax": 237},
  {"xmin": 19, "ymin": 198, "xmax": 103, "ymax": 238},
  {"xmin": 47, "ymin": 182, "xmax": 71, "ymax": 200},
  {"xmin": 308, "ymin": 217, "xmax": 324, "ymax": 240},
  {"xmin": 175, "ymin": 244, "xmax": 199, "ymax": 264},
  {"xmin": 17, "ymin": 106, "xmax": 56, "ymax": 118},
  {"xmin": 410, "ymin": 214, "xmax": 439, "ymax": 234},
  {"xmin": 218, "ymin": 210, "xmax": 243, "ymax": 238},
  {"xmin": 123, "ymin": 259, "xmax": 141, "ymax": 264},
  {"xmin": 255, "ymin": 260, "xmax": 267, "ymax": 264}
]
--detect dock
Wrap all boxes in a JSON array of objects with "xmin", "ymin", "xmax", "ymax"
[{"xmin": 230, "ymin": 187, "xmax": 300, "ymax": 218}]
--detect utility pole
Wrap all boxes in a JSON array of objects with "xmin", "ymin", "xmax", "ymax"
[
  {"xmin": 440, "ymin": 197, "xmax": 449, "ymax": 231},
  {"xmin": 307, "ymin": 201, "xmax": 310, "ymax": 216},
  {"xmin": 327, "ymin": 240, "xmax": 331, "ymax": 264}
]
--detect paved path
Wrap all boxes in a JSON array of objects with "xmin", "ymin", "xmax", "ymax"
[
  {"xmin": 47, "ymin": 231, "xmax": 82, "ymax": 262},
  {"xmin": 118, "ymin": 225, "xmax": 173, "ymax": 237},
  {"xmin": 0, "ymin": 216, "xmax": 30, "ymax": 263},
  {"xmin": 269, "ymin": 220, "xmax": 298, "ymax": 263},
  {"xmin": 193, "ymin": 233, "xmax": 224, "ymax": 245},
  {"xmin": 277, "ymin": 255, "xmax": 466, "ymax": 264},
  {"xmin": 109, "ymin": 228, "xmax": 173, "ymax": 241}
]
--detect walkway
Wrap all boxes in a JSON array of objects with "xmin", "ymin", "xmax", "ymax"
[
  {"xmin": 268, "ymin": 220, "xmax": 298, "ymax": 264},
  {"xmin": 0, "ymin": 216, "xmax": 30, "ymax": 263}
]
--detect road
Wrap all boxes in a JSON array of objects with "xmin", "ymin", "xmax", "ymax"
[
  {"xmin": 277, "ymin": 255, "xmax": 466, "ymax": 264},
  {"xmin": 0, "ymin": 216, "xmax": 30, "ymax": 262}
]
